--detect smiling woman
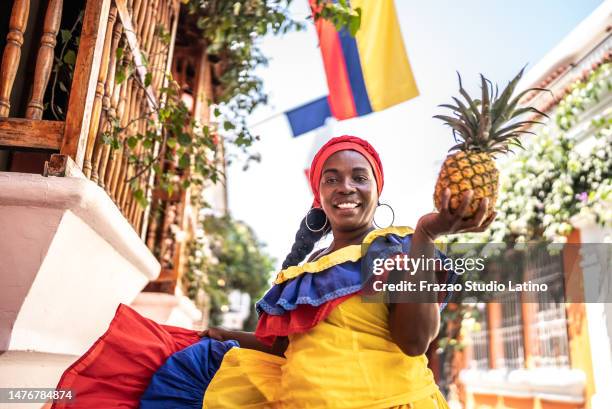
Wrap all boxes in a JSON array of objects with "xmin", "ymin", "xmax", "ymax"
[
  {"xmin": 197, "ymin": 135, "xmax": 493, "ymax": 407},
  {"xmin": 53, "ymin": 135, "xmax": 495, "ymax": 409},
  {"xmin": 199, "ymin": 135, "xmax": 492, "ymax": 408}
]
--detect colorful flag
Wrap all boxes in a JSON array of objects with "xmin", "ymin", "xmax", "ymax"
[{"xmin": 286, "ymin": 0, "xmax": 419, "ymax": 136}]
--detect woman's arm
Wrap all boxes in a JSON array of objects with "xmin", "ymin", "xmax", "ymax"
[
  {"xmin": 199, "ymin": 328, "xmax": 288, "ymax": 357},
  {"xmin": 388, "ymin": 228, "xmax": 440, "ymax": 356},
  {"xmin": 388, "ymin": 189, "xmax": 495, "ymax": 356}
]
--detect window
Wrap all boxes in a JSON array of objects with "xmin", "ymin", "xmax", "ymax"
[
  {"xmin": 525, "ymin": 246, "xmax": 570, "ymax": 368},
  {"xmin": 465, "ymin": 304, "xmax": 490, "ymax": 370},
  {"xmin": 461, "ymin": 244, "xmax": 572, "ymax": 373},
  {"xmin": 497, "ymin": 292, "xmax": 525, "ymax": 370}
]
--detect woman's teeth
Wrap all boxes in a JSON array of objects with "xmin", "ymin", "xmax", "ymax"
[{"xmin": 337, "ymin": 203, "xmax": 358, "ymax": 209}]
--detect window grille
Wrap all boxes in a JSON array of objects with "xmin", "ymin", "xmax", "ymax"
[
  {"xmin": 465, "ymin": 304, "xmax": 490, "ymax": 370},
  {"xmin": 497, "ymin": 292, "xmax": 525, "ymax": 370},
  {"xmin": 525, "ymin": 246, "xmax": 570, "ymax": 368}
]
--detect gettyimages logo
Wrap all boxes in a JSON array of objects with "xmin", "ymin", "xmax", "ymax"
[{"xmin": 372, "ymin": 254, "xmax": 486, "ymax": 276}]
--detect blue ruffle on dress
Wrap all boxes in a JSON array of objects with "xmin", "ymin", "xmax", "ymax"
[
  {"xmin": 140, "ymin": 338, "xmax": 238, "ymax": 408},
  {"xmin": 255, "ymin": 260, "xmax": 363, "ymax": 316}
]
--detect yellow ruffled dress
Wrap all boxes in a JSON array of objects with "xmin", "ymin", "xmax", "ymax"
[{"xmin": 203, "ymin": 227, "xmax": 450, "ymax": 408}]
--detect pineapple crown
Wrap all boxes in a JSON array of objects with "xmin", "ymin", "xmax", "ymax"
[{"xmin": 435, "ymin": 67, "xmax": 551, "ymax": 155}]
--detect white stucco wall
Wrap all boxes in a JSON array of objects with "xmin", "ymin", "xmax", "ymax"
[
  {"xmin": 0, "ymin": 172, "xmax": 160, "ymax": 356},
  {"xmin": 131, "ymin": 290, "xmax": 202, "ymax": 329},
  {"xmin": 0, "ymin": 206, "xmax": 62, "ymax": 352}
]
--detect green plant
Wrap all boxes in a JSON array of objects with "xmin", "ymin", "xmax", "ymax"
[
  {"xmin": 186, "ymin": 214, "xmax": 275, "ymax": 328},
  {"xmin": 49, "ymin": 10, "xmax": 84, "ymax": 119},
  {"xmin": 97, "ymin": 0, "xmax": 361, "ymax": 205},
  {"xmin": 310, "ymin": 0, "xmax": 361, "ymax": 36},
  {"xmin": 104, "ymin": 68, "xmax": 221, "ymax": 206}
]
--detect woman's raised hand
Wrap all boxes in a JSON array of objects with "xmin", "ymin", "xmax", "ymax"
[{"xmin": 417, "ymin": 188, "xmax": 496, "ymax": 240}]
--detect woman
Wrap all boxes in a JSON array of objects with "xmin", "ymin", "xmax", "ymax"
[{"xmin": 53, "ymin": 135, "xmax": 494, "ymax": 409}]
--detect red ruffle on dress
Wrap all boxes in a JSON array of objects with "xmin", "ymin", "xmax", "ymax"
[
  {"xmin": 255, "ymin": 293, "xmax": 354, "ymax": 345},
  {"xmin": 52, "ymin": 304, "xmax": 200, "ymax": 409}
]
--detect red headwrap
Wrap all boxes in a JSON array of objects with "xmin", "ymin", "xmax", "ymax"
[{"xmin": 309, "ymin": 135, "xmax": 384, "ymax": 208}]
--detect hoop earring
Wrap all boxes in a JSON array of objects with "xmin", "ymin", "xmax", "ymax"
[
  {"xmin": 373, "ymin": 202, "xmax": 395, "ymax": 229},
  {"xmin": 305, "ymin": 207, "xmax": 328, "ymax": 233}
]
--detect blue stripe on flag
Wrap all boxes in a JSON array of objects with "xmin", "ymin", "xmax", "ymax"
[
  {"xmin": 337, "ymin": 28, "xmax": 373, "ymax": 116},
  {"xmin": 285, "ymin": 96, "xmax": 332, "ymax": 137}
]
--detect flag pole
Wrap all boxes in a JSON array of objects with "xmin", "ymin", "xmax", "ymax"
[{"xmin": 247, "ymin": 111, "xmax": 286, "ymax": 129}]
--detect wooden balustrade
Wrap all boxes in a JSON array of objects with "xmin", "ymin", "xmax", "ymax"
[
  {"xmin": 25, "ymin": 0, "xmax": 63, "ymax": 119},
  {"xmin": 83, "ymin": 0, "xmax": 179, "ymax": 230},
  {"xmin": 82, "ymin": 5, "xmax": 116, "ymax": 177},
  {"xmin": 0, "ymin": 0, "xmax": 182, "ymax": 234},
  {"xmin": 143, "ymin": 43, "xmax": 214, "ymax": 291},
  {"xmin": 105, "ymin": 44, "xmax": 132, "ymax": 197},
  {"xmin": 61, "ymin": 0, "xmax": 112, "ymax": 165},
  {"xmin": 90, "ymin": 16, "xmax": 123, "ymax": 184},
  {"xmin": 0, "ymin": 0, "xmax": 29, "ymax": 117}
]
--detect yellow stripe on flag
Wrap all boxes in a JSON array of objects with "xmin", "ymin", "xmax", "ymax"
[{"xmin": 351, "ymin": 0, "xmax": 419, "ymax": 111}]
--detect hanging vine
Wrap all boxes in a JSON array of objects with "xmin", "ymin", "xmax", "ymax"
[
  {"xmin": 183, "ymin": 0, "xmax": 360, "ymax": 167},
  {"xmin": 92, "ymin": 0, "xmax": 362, "ymax": 205},
  {"xmin": 48, "ymin": 10, "xmax": 84, "ymax": 120}
]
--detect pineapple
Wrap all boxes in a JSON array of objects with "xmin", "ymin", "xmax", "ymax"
[{"xmin": 434, "ymin": 68, "xmax": 548, "ymax": 218}]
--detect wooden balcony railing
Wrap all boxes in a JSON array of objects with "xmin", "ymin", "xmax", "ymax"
[
  {"xmin": 143, "ymin": 45, "xmax": 217, "ymax": 294},
  {"xmin": 0, "ymin": 0, "xmax": 180, "ymax": 234}
]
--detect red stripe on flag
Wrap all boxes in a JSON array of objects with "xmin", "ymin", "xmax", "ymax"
[{"xmin": 311, "ymin": 2, "xmax": 357, "ymax": 119}]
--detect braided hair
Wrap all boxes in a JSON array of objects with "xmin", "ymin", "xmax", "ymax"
[{"xmin": 281, "ymin": 208, "xmax": 330, "ymax": 269}]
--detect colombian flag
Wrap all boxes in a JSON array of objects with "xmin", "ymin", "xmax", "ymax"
[{"xmin": 286, "ymin": 0, "xmax": 418, "ymax": 136}]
